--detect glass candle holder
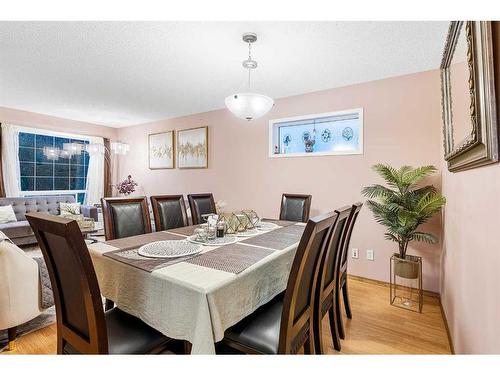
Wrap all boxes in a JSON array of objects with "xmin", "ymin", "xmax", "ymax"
[
  {"xmin": 242, "ymin": 210, "xmax": 260, "ymax": 229},
  {"xmin": 194, "ymin": 227, "xmax": 207, "ymax": 242}
]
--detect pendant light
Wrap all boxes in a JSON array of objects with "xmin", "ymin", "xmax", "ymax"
[{"xmin": 225, "ymin": 33, "xmax": 274, "ymax": 121}]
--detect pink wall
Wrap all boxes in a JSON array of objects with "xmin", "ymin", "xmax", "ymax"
[
  {"xmin": 0, "ymin": 106, "xmax": 118, "ymax": 140},
  {"xmin": 440, "ymin": 165, "xmax": 500, "ymax": 353},
  {"xmin": 439, "ymin": 24, "xmax": 500, "ymax": 354},
  {"xmin": 117, "ymin": 69, "xmax": 444, "ymax": 292}
]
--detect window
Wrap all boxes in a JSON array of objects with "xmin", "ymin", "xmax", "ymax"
[
  {"xmin": 18, "ymin": 132, "xmax": 90, "ymax": 204},
  {"xmin": 269, "ymin": 108, "xmax": 363, "ymax": 157}
]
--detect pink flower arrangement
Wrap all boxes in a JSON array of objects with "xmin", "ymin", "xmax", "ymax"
[{"xmin": 115, "ymin": 175, "xmax": 138, "ymax": 195}]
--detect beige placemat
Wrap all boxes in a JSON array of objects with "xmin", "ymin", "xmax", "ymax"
[
  {"xmin": 241, "ymin": 224, "xmax": 305, "ymax": 250},
  {"xmin": 104, "ymin": 232, "xmax": 185, "ymax": 251},
  {"xmin": 186, "ymin": 243, "xmax": 274, "ymax": 274}
]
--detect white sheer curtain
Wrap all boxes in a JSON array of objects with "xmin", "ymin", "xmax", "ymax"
[
  {"xmin": 85, "ymin": 136, "xmax": 105, "ymax": 206},
  {"xmin": 1, "ymin": 124, "xmax": 21, "ymax": 197}
]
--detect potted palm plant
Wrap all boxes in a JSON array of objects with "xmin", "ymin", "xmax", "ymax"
[{"xmin": 362, "ymin": 164, "xmax": 445, "ymax": 279}]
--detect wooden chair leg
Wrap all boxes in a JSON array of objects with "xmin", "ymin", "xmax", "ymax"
[
  {"xmin": 342, "ymin": 280, "xmax": 352, "ymax": 319},
  {"xmin": 312, "ymin": 311, "xmax": 324, "ymax": 354},
  {"xmin": 7, "ymin": 326, "xmax": 17, "ymax": 351},
  {"xmin": 303, "ymin": 337, "xmax": 312, "ymax": 354},
  {"xmin": 328, "ymin": 306, "xmax": 341, "ymax": 351},
  {"xmin": 105, "ymin": 298, "xmax": 114, "ymax": 311},
  {"xmin": 335, "ymin": 284, "xmax": 345, "ymax": 340}
]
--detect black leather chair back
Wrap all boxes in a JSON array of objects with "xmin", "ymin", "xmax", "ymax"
[
  {"xmin": 279, "ymin": 212, "xmax": 337, "ymax": 354},
  {"xmin": 187, "ymin": 193, "xmax": 217, "ymax": 225},
  {"xmin": 101, "ymin": 197, "xmax": 152, "ymax": 240},
  {"xmin": 26, "ymin": 212, "xmax": 108, "ymax": 354},
  {"xmin": 150, "ymin": 195, "xmax": 188, "ymax": 231},
  {"xmin": 338, "ymin": 202, "xmax": 363, "ymax": 273},
  {"xmin": 279, "ymin": 193, "xmax": 312, "ymax": 223}
]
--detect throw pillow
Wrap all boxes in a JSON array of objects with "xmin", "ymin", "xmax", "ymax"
[
  {"xmin": 59, "ymin": 202, "xmax": 81, "ymax": 217},
  {"xmin": 0, "ymin": 205, "xmax": 17, "ymax": 224}
]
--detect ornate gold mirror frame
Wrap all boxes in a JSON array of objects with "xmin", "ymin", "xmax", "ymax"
[{"xmin": 441, "ymin": 21, "xmax": 498, "ymax": 172}]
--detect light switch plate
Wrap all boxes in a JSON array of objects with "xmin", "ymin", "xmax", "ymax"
[{"xmin": 367, "ymin": 249, "xmax": 374, "ymax": 261}]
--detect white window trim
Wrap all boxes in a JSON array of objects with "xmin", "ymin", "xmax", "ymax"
[{"xmin": 268, "ymin": 108, "xmax": 364, "ymax": 158}]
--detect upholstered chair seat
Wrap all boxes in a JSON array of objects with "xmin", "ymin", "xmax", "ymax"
[
  {"xmin": 64, "ymin": 308, "xmax": 167, "ymax": 354},
  {"xmin": 224, "ymin": 294, "xmax": 284, "ymax": 354}
]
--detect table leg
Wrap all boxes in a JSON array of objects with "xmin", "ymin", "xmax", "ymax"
[{"xmin": 8, "ymin": 326, "xmax": 17, "ymax": 350}]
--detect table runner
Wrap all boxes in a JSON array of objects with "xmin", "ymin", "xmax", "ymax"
[
  {"xmin": 277, "ymin": 223, "xmax": 307, "ymax": 236},
  {"xmin": 167, "ymin": 225, "xmax": 200, "ymax": 237},
  {"xmin": 185, "ymin": 243, "xmax": 273, "ymax": 274},
  {"xmin": 104, "ymin": 232, "xmax": 184, "ymax": 251},
  {"xmin": 261, "ymin": 218, "xmax": 297, "ymax": 227},
  {"xmin": 241, "ymin": 224, "xmax": 305, "ymax": 250}
]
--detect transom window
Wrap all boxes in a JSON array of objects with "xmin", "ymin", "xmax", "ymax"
[
  {"xmin": 18, "ymin": 132, "xmax": 90, "ymax": 203},
  {"xmin": 269, "ymin": 108, "xmax": 363, "ymax": 157}
]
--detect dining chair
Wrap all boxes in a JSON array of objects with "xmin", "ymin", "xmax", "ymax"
[
  {"xmin": 150, "ymin": 195, "xmax": 189, "ymax": 231},
  {"xmin": 101, "ymin": 197, "xmax": 152, "ymax": 241},
  {"xmin": 187, "ymin": 193, "xmax": 217, "ymax": 225},
  {"xmin": 279, "ymin": 193, "xmax": 312, "ymax": 223},
  {"xmin": 313, "ymin": 205, "xmax": 352, "ymax": 353},
  {"xmin": 222, "ymin": 212, "xmax": 338, "ymax": 354},
  {"xmin": 25, "ymin": 212, "xmax": 170, "ymax": 354},
  {"xmin": 335, "ymin": 202, "xmax": 363, "ymax": 340}
]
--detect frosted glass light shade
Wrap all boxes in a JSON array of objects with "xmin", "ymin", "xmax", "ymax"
[
  {"xmin": 43, "ymin": 147, "xmax": 60, "ymax": 160},
  {"xmin": 225, "ymin": 93, "xmax": 274, "ymax": 121},
  {"xmin": 63, "ymin": 142, "xmax": 84, "ymax": 155},
  {"xmin": 85, "ymin": 143, "xmax": 104, "ymax": 155},
  {"xmin": 111, "ymin": 142, "xmax": 130, "ymax": 155}
]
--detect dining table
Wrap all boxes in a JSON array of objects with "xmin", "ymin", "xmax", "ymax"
[{"xmin": 87, "ymin": 219, "xmax": 305, "ymax": 354}]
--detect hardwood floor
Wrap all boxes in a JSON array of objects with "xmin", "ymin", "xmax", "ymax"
[{"xmin": 1, "ymin": 277, "xmax": 451, "ymax": 355}]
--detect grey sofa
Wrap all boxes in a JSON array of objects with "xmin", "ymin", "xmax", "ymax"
[{"xmin": 0, "ymin": 196, "xmax": 98, "ymax": 246}]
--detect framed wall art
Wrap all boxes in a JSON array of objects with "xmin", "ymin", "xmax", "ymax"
[
  {"xmin": 149, "ymin": 131, "xmax": 175, "ymax": 169},
  {"xmin": 176, "ymin": 126, "xmax": 208, "ymax": 169}
]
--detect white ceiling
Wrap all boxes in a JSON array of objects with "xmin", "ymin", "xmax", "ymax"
[{"xmin": 0, "ymin": 21, "xmax": 449, "ymax": 128}]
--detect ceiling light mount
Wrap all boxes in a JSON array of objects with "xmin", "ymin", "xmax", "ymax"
[{"xmin": 242, "ymin": 32, "xmax": 257, "ymax": 44}]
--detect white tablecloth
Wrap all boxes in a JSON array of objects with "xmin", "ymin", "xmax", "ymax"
[{"xmin": 87, "ymin": 225, "xmax": 302, "ymax": 354}]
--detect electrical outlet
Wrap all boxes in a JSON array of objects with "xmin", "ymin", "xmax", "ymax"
[
  {"xmin": 367, "ymin": 249, "xmax": 374, "ymax": 261},
  {"xmin": 352, "ymin": 248, "xmax": 359, "ymax": 259}
]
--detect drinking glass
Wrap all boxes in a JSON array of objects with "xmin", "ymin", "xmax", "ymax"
[{"xmin": 194, "ymin": 227, "xmax": 207, "ymax": 242}]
